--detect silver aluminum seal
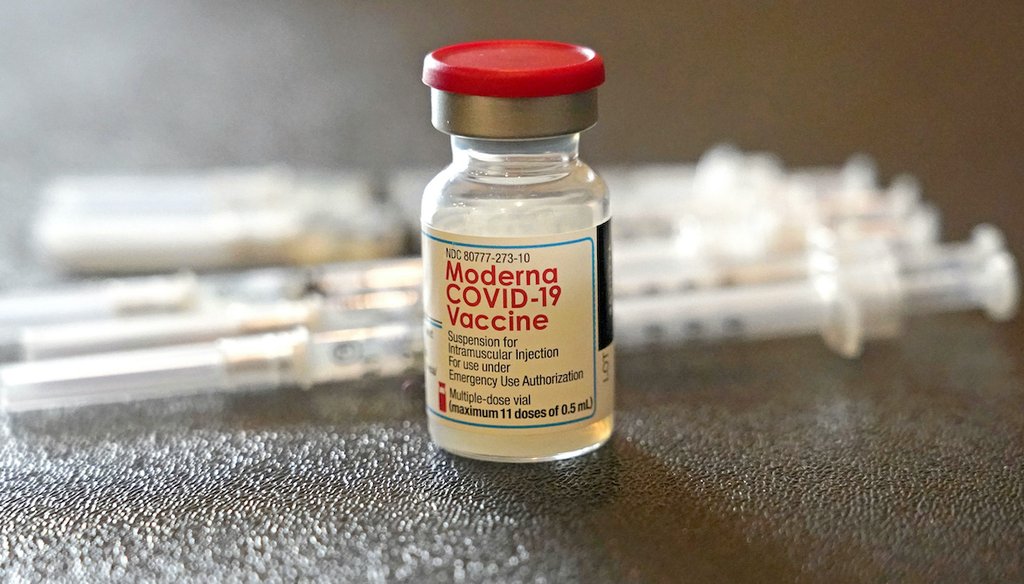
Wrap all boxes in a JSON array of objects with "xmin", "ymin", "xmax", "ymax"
[{"xmin": 430, "ymin": 89, "xmax": 598, "ymax": 139}]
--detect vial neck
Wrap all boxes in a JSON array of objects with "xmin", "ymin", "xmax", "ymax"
[{"xmin": 451, "ymin": 135, "xmax": 580, "ymax": 181}]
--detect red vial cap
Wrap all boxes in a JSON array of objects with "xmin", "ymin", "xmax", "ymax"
[{"xmin": 423, "ymin": 40, "xmax": 605, "ymax": 98}]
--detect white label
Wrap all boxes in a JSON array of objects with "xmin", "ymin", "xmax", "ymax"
[{"xmin": 422, "ymin": 223, "xmax": 614, "ymax": 433}]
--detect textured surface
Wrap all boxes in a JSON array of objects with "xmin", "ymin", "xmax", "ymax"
[
  {"xmin": 3, "ymin": 317, "xmax": 1024, "ymax": 582},
  {"xmin": 2, "ymin": 2, "xmax": 1024, "ymax": 582}
]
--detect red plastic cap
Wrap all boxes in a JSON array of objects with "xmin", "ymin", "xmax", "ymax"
[{"xmin": 423, "ymin": 40, "xmax": 605, "ymax": 98}]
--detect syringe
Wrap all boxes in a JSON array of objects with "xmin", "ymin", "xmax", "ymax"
[
  {"xmin": 0, "ymin": 254, "xmax": 421, "ymax": 363},
  {"xmin": 0, "ymin": 227, "xmax": 1017, "ymax": 411},
  {"xmin": 0, "ymin": 323, "xmax": 420, "ymax": 412},
  {"xmin": 612, "ymin": 203, "xmax": 940, "ymax": 295},
  {"xmin": 6, "ymin": 298, "xmax": 321, "ymax": 361},
  {"xmin": 0, "ymin": 256, "xmax": 423, "ymax": 333},
  {"xmin": 0, "ymin": 263, "xmax": 424, "ymax": 408},
  {"xmin": 609, "ymin": 146, "xmax": 938, "ymax": 267},
  {"xmin": 2, "ymin": 289, "xmax": 421, "ymax": 362},
  {"xmin": 0, "ymin": 272, "xmax": 199, "ymax": 328},
  {"xmin": 2, "ymin": 224, "xmax": 1012, "ymax": 362},
  {"xmin": 33, "ymin": 167, "xmax": 406, "ymax": 274},
  {"xmin": 1, "ymin": 245, "xmax": 783, "ymax": 361},
  {"xmin": 616, "ymin": 225, "xmax": 1019, "ymax": 357}
]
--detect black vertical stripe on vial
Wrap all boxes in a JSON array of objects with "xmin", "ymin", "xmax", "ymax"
[{"xmin": 596, "ymin": 219, "xmax": 613, "ymax": 349}]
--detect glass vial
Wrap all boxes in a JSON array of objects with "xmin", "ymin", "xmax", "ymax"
[{"xmin": 420, "ymin": 40, "xmax": 614, "ymax": 462}]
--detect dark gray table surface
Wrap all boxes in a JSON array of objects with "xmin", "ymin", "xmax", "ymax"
[{"xmin": 2, "ymin": 314, "xmax": 1023, "ymax": 582}]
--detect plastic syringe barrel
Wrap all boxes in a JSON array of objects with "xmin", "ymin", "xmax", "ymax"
[
  {"xmin": 311, "ymin": 257, "xmax": 423, "ymax": 295},
  {"xmin": 7, "ymin": 286, "xmax": 423, "ymax": 363},
  {"xmin": 0, "ymin": 329, "xmax": 308, "ymax": 412},
  {"xmin": 0, "ymin": 323, "xmax": 424, "ymax": 412},
  {"xmin": 0, "ymin": 272, "xmax": 198, "ymax": 328},
  {"xmin": 305, "ymin": 323, "xmax": 421, "ymax": 386},
  {"xmin": 615, "ymin": 227, "xmax": 1018, "ymax": 357},
  {"xmin": 613, "ymin": 240, "xmax": 904, "ymax": 357},
  {"xmin": 614, "ymin": 280, "xmax": 824, "ymax": 346},
  {"xmin": 14, "ymin": 299, "xmax": 319, "ymax": 361}
]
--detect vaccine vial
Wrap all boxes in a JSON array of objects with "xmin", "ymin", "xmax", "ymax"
[{"xmin": 420, "ymin": 40, "xmax": 614, "ymax": 462}]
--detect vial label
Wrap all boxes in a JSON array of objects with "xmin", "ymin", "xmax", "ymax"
[{"xmin": 422, "ymin": 222, "xmax": 614, "ymax": 432}]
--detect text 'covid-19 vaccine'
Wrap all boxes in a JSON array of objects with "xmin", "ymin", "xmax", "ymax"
[{"xmin": 420, "ymin": 40, "xmax": 614, "ymax": 462}]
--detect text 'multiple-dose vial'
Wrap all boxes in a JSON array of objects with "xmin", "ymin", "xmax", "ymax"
[{"xmin": 420, "ymin": 40, "xmax": 614, "ymax": 462}]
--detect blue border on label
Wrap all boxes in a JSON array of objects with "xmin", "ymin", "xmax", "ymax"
[{"xmin": 422, "ymin": 230, "xmax": 598, "ymax": 430}]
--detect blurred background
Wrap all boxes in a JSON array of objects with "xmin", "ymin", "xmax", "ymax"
[{"xmin": 1, "ymin": 0, "xmax": 1022, "ymax": 274}]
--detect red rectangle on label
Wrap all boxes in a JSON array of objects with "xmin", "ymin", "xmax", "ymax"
[{"xmin": 438, "ymin": 382, "xmax": 447, "ymax": 412}]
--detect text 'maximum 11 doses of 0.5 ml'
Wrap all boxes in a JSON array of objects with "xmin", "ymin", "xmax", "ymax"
[{"xmin": 420, "ymin": 40, "xmax": 613, "ymax": 462}]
